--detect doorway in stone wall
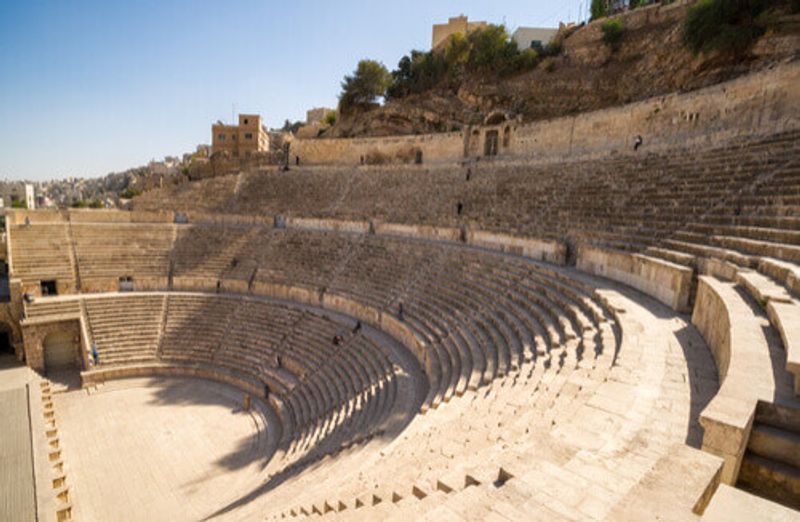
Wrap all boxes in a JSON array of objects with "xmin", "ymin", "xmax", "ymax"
[
  {"xmin": 484, "ymin": 130, "xmax": 499, "ymax": 157},
  {"xmin": 43, "ymin": 331, "xmax": 78, "ymax": 372},
  {"xmin": 0, "ymin": 326, "xmax": 12, "ymax": 356},
  {"xmin": 43, "ymin": 330, "xmax": 81, "ymax": 389}
]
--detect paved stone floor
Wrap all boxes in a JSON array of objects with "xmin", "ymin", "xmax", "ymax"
[
  {"xmin": 54, "ymin": 376, "xmax": 278, "ymax": 522},
  {"xmin": 0, "ymin": 356, "xmax": 37, "ymax": 522}
]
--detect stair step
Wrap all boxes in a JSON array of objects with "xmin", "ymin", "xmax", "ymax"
[
  {"xmin": 735, "ymin": 270, "xmax": 794, "ymax": 305},
  {"xmin": 758, "ymin": 257, "xmax": 800, "ymax": 298},
  {"xmin": 748, "ymin": 424, "xmax": 800, "ymax": 469},
  {"xmin": 737, "ymin": 453, "xmax": 800, "ymax": 511}
]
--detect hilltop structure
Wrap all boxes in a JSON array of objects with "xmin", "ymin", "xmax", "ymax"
[
  {"xmin": 431, "ymin": 15, "xmax": 487, "ymax": 49},
  {"xmin": 511, "ymin": 26, "xmax": 559, "ymax": 50},
  {"xmin": 211, "ymin": 114, "xmax": 270, "ymax": 157}
]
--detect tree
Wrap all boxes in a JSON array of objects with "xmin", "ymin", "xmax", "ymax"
[
  {"xmin": 591, "ymin": 0, "xmax": 609, "ymax": 20},
  {"xmin": 683, "ymin": 0, "xmax": 769, "ymax": 54},
  {"xmin": 280, "ymin": 119, "xmax": 304, "ymax": 134},
  {"xmin": 323, "ymin": 111, "xmax": 337, "ymax": 126},
  {"xmin": 601, "ymin": 18, "xmax": 625, "ymax": 50},
  {"xmin": 465, "ymin": 24, "xmax": 519, "ymax": 74},
  {"xmin": 339, "ymin": 59, "xmax": 392, "ymax": 114}
]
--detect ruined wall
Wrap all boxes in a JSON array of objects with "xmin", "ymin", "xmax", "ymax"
[
  {"xmin": 291, "ymin": 131, "xmax": 465, "ymax": 166},
  {"xmin": 290, "ymin": 61, "xmax": 800, "ymax": 166},
  {"xmin": 510, "ymin": 60, "xmax": 800, "ymax": 161}
]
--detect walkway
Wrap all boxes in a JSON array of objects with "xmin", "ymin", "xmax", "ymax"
[{"xmin": 0, "ymin": 356, "xmax": 37, "ymax": 522}]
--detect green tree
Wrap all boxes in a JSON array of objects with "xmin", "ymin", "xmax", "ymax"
[
  {"xmin": 683, "ymin": 0, "xmax": 769, "ymax": 54},
  {"xmin": 465, "ymin": 24, "xmax": 519, "ymax": 74},
  {"xmin": 602, "ymin": 18, "xmax": 625, "ymax": 50},
  {"xmin": 339, "ymin": 59, "xmax": 392, "ymax": 113},
  {"xmin": 591, "ymin": 0, "xmax": 609, "ymax": 20},
  {"xmin": 323, "ymin": 111, "xmax": 337, "ymax": 126}
]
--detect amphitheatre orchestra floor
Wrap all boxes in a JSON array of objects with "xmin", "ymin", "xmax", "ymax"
[{"xmin": 53, "ymin": 376, "xmax": 279, "ymax": 522}]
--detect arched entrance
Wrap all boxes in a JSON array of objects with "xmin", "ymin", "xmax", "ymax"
[{"xmin": 43, "ymin": 331, "xmax": 79, "ymax": 372}]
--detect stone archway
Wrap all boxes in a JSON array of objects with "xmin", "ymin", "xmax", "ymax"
[
  {"xmin": 43, "ymin": 330, "xmax": 80, "ymax": 372},
  {"xmin": 22, "ymin": 319, "xmax": 84, "ymax": 373}
]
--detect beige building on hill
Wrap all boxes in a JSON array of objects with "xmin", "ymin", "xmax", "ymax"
[
  {"xmin": 512, "ymin": 27, "xmax": 559, "ymax": 50},
  {"xmin": 306, "ymin": 107, "xmax": 334, "ymax": 125},
  {"xmin": 211, "ymin": 114, "xmax": 269, "ymax": 157},
  {"xmin": 431, "ymin": 15, "xmax": 487, "ymax": 50}
]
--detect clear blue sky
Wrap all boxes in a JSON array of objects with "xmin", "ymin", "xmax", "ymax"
[{"xmin": 0, "ymin": 0, "xmax": 585, "ymax": 181}]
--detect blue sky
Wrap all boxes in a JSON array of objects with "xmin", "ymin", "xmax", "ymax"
[{"xmin": 0, "ymin": 0, "xmax": 585, "ymax": 181}]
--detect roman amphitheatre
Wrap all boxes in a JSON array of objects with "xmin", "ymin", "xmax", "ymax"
[{"xmin": 2, "ymin": 2, "xmax": 800, "ymax": 521}]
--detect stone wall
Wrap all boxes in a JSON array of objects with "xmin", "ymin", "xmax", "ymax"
[
  {"xmin": 291, "ymin": 131, "xmax": 465, "ymax": 166},
  {"xmin": 576, "ymin": 245, "xmax": 693, "ymax": 312},
  {"xmin": 289, "ymin": 61, "xmax": 800, "ymax": 166},
  {"xmin": 510, "ymin": 61, "xmax": 800, "ymax": 162},
  {"xmin": 5, "ymin": 209, "xmax": 174, "ymax": 225},
  {"xmin": 21, "ymin": 318, "xmax": 83, "ymax": 373}
]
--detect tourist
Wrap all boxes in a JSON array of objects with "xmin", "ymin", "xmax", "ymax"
[
  {"xmin": 264, "ymin": 384, "xmax": 270, "ymax": 399},
  {"xmin": 634, "ymin": 135, "xmax": 643, "ymax": 151},
  {"xmin": 276, "ymin": 354, "xmax": 282, "ymax": 368},
  {"xmin": 333, "ymin": 334, "xmax": 343, "ymax": 346},
  {"xmin": 91, "ymin": 344, "xmax": 99, "ymax": 365},
  {"xmin": 398, "ymin": 301, "xmax": 404, "ymax": 322},
  {"xmin": 457, "ymin": 202, "xmax": 464, "ymax": 216},
  {"xmin": 352, "ymin": 321, "xmax": 362, "ymax": 334},
  {"xmin": 24, "ymin": 217, "xmax": 31, "ymax": 226},
  {"xmin": 243, "ymin": 394, "xmax": 252, "ymax": 411},
  {"xmin": 295, "ymin": 156, "xmax": 300, "ymax": 166},
  {"xmin": 466, "ymin": 168, "xmax": 471, "ymax": 181}
]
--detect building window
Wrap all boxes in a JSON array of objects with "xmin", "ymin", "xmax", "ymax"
[
  {"xmin": 530, "ymin": 40, "xmax": 542, "ymax": 50},
  {"xmin": 40, "ymin": 280, "xmax": 57, "ymax": 296},
  {"xmin": 119, "ymin": 276, "xmax": 134, "ymax": 292},
  {"xmin": 217, "ymin": 134, "xmax": 225, "ymax": 141},
  {"xmin": 244, "ymin": 119, "xmax": 249, "ymax": 124},
  {"xmin": 245, "ymin": 133, "xmax": 253, "ymax": 140}
]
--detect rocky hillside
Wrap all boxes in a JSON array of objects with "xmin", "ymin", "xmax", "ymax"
[{"xmin": 327, "ymin": 1, "xmax": 800, "ymax": 138}]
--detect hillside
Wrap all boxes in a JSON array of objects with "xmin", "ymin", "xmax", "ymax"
[{"xmin": 327, "ymin": 1, "xmax": 800, "ymax": 138}]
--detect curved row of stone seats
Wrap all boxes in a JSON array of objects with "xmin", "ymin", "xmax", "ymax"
[
  {"xmin": 264, "ymin": 277, "xmax": 719, "ymax": 521},
  {"xmin": 71, "ymin": 223, "xmax": 173, "ymax": 284},
  {"xmin": 10, "ymin": 219, "xmax": 619, "ymax": 414},
  {"xmin": 172, "ymin": 226, "xmax": 262, "ymax": 282},
  {"xmin": 84, "ymin": 294, "xmax": 166, "ymax": 366},
  {"xmin": 692, "ymin": 276, "xmax": 800, "ymax": 508},
  {"xmin": 132, "ymin": 131, "xmax": 800, "ymax": 253},
  {"xmin": 8, "ymin": 223, "xmax": 74, "ymax": 286},
  {"xmin": 79, "ymin": 291, "xmax": 401, "ymax": 477},
  {"xmin": 23, "ymin": 298, "xmax": 81, "ymax": 320}
]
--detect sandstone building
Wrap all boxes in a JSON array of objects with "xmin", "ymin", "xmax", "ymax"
[
  {"xmin": 432, "ymin": 15, "xmax": 487, "ymax": 49},
  {"xmin": 211, "ymin": 114, "xmax": 269, "ymax": 157},
  {"xmin": 511, "ymin": 27, "xmax": 559, "ymax": 50},
  {"xmin": 306, "ymin": 107, "xmax": 334, "ymax": 125}
]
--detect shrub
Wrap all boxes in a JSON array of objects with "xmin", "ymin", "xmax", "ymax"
[
  {"xmin": 466, "ymin": 24, "xmax": 520, "ymax": 75},
  {"xmin": 120, "ymin": 187, "xmax": 142, "ymax": 199},
  {"xmin": 683, "ymin": 0, "xmax": 770, "ymax": 54},
  {"xmin": 11, "ymin": 199, "xmax": 26, "ymax": 209},
  {"xmin": 602, "ymin": 18, "xmax": 625, "ymax": 49},
  {"xmin": 322, "ymin": 110, "xmax": 337, "ymax": 126},
  {"xmin": 591, "ymin": 0, "xmax": 609, "ymax": 20},
  {"xmin": 339, "ymin": 59, "xmax": 392, "ymax": 114}
]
